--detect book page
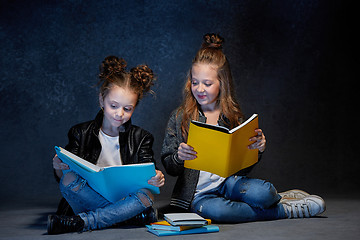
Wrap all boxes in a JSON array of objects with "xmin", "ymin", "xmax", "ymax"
[
  {"xmin": 229, "ymin": 114, "xmax": 258, "ymax": 134},
  {"xmin": 191, "ymin": 120, "xmax": 230, "ymax": 133},
  {"xmin": 102, "ymin": 162, "xmax": 154, "ymax": 169},
  {"xmin": 56, "ymin": 147, "xmax": 101, "ymax": 172}
]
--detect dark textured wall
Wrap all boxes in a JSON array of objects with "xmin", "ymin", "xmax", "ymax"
[{"xmin": 0, "ymin": 0, "xmax": 355, "ymax": 207}]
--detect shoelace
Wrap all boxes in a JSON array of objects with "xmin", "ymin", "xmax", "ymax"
[
  {"xmin": 59, "ymin": 216, "xmax": 83, "ymax": 232},
  {"xmin": 288, "ymin": 202, "xmax": 311, "ymax": 218}
]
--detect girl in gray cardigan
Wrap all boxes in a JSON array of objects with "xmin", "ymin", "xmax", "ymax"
[{"xmin": 161, "ymin": 33, "xmax": 325, "ymax": 223}]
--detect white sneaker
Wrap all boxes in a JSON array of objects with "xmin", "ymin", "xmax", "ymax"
[
  {"xmin": 282, "ymin": 195, "xmax": 326, "ymax": 218},
  {"xmin": 279, "ymin": 189, "xmax": 310, "ymax": 202}
]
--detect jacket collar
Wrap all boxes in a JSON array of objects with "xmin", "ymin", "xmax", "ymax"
[
  {"xmin": 198, "ymin": 109, "xmax": 207, "ymax": 123},
  {"xmin": 197, "ymin": 109, "xmax": 231, "ymax": 128}
]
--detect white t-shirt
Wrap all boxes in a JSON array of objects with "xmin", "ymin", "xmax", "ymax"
[
  {"xmin": 96, "ymin": 129, "xmax": 122, "ymax": 167},
  {"xmin": 194, "ymin": 171, "xmax": 226, "ymax": 198}
]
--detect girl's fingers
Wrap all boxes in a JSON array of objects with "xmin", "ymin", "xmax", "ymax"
[
  {"xmin": 249, "ymin": 136, "xmax": 261, "ymax": 142},
  {"xmin": 178, "ymin": 143, "xmax": 197, "ymax": 160},
  {"xmin": 61, "ymin": 163, "xmax": 70, "ymax": 170},
  {"xmin": 53, "ymin": 155, "xmax": 69, "ymax": 170},
  {"xmin": 248, "ymin": 138, "xmax": 266, "ymax": 152},
  {"xmin": 149, "ymin": 180, "xmax": 165, "ymax": 187},
  {"xmin": 178, "ymin": 149, "xmax": 197, "ymax": 160},
  {"xmin": 154, "ymin": 170, "xmax": 164, "ymax": 180},
  {"xmin": 179, "ymin": 143, "xmax": 196, "ymax": 153},
  {"xmin": 54, "ymin": 163, "xmax": 69, "ymax": 170},
  {"xmin": 249, "ymin": 133, "xmax": 265, "ymax": 142},
  {"xmin": 148, "ymin": 170, "xmax": 165, "ymax": 187},
  {"xmin": 178, "ymin": 151, "xmax": 197, "ymax": 161},
  {"xmin": 249, "ymin": 129, "xmax": 266, "ymax": 145}
]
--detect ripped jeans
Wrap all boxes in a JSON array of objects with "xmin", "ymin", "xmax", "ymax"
[
  {"xmin": 59, "ymin": 171, "xmax": 153, "ymax": 231},
  {"xmin": 191, "ymin": 176, "xmax": 286, "ymax": 223}
]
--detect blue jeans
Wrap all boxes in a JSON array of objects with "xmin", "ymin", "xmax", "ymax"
[
  {"xmin": 191, "ymin": 176, "xmax": 286, "ymax": 223},
  {"xmin": 59, "ymin": 171, "xmax": 153, "ymax": 231}
]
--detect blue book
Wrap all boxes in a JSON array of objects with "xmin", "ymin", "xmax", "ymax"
[
  {"xmin": 55, "ymin": 146, "xmax": 160, "ymax": 203},
  {"xmin": 146, "ymin": 225, "xmax": 219, "ymax": 236}
]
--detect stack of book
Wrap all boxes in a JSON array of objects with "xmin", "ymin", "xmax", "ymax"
[{"xmin": 146, "ymin": 213, "xmax": 219, "ymax": 236}]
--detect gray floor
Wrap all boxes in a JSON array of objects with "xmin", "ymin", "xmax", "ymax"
[{"xmin": 1, "ymin": 198, "xmax": 359, "ymax": 240}]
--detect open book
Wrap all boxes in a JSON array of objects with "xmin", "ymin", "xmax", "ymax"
[
  {"xmin": 55, "ymin": 146, "xmax": 160, "ymax": 203},
  {"xmin": 185, "ymin": 114, "xmax": 259, "ymax": 178}
]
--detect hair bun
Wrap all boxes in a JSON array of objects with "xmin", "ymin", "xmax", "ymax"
[
  {"xmin": 130, "ymin": 64, "xmax": 155, "ymax": 94},
  {"xmin": 202, "ymin": 33, "xmax": 224, "ymax": 49},
  {"xmin": 99, "ymin": 56, "xmax": 127, "ymax": 79}
]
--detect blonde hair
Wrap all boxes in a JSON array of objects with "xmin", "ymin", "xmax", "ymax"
[{"xmin": 178, "ymin": 33, "xmax": 244, "ymax": 139}]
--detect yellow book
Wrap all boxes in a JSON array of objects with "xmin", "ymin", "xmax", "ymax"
[{"xmin": 185, "ymin": 114, "xmax": 259, "ymax": 178}]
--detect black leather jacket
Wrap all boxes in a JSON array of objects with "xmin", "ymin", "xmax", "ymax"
[{"xmin": 55, "ymin": 110, "xmax": 156, "ymax": 215}]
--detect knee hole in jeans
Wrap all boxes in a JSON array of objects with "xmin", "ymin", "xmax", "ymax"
[
  {"xmin": 135, "ymin": 189, "xmax": 154, "ymax": 208},
  {"xmin": 62, "ymin": 172, "xmax": 81, "ymax": 192}
]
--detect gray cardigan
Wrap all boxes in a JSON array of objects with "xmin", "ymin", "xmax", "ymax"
[{"xmin": 161, "ymin": 109, "xmax": 261, "ymax": 210}]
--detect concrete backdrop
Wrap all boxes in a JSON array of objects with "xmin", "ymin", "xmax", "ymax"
[{"xmin": 0, "ymin": 0, "xmax": 356, "ymax": 208}]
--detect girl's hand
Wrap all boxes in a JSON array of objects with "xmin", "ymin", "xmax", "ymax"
[
  {"xmin": 53, "ymin": 154, "xmax": 69, "ymax": 179},
  {"xmin": 248, "ymin": 129, "xmax": 266, "ymax": 153},
  {"xmin": 178, "ymin": 142, "xmax": 197, "ymax": 161},
  {"xmin": 148, "ymin": 170, "xmax": 165, "ymax": 187},
  {"xmin": 53, "ymin": 154, "xmax": 69, "ymax": 170}
]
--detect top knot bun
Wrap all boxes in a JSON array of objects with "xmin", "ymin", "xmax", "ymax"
[
  {"xmin": 202, "ymin": 33, "xmax": 224, "ymax": 49},
  {"xmin": 99, "ymin": 56, "xmax": 127, "ymax": 80},
  {"xmin": 130, "ymin": 64, "xmax": 155, "ymax": 94}
]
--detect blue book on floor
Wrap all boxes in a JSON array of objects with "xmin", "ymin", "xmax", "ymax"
[
  {"xmin": 55, "ymin": 146, "xmax": 160, "ymax": 203},
  {"xmin": 146, "ymin": 225, "xmax": 219, "ymax": 236}
]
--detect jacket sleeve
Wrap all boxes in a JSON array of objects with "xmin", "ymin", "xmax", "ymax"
[
  {"xmin": 53, "ymin": 126, "xmax": 82, "ymax": 183},
  {"xmin": 64, "ymin": 126, "xmax": 82, "ymax": 155},
  {"xmin": 161, "ymin": 111, "xmax": 186, "ymax": 177},
  {"xmin": 137, "ymin": 131, "xmax": 156, "ymax": 164}
]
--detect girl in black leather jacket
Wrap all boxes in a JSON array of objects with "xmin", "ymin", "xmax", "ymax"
[{"xmin": 47, "ymin": 56, "xmax": 165, "ymax": 234}]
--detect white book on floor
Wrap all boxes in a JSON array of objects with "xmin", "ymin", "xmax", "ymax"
[{"xmin": 163, "ymin": 213, "xmax": 208, "ymax": 226}]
